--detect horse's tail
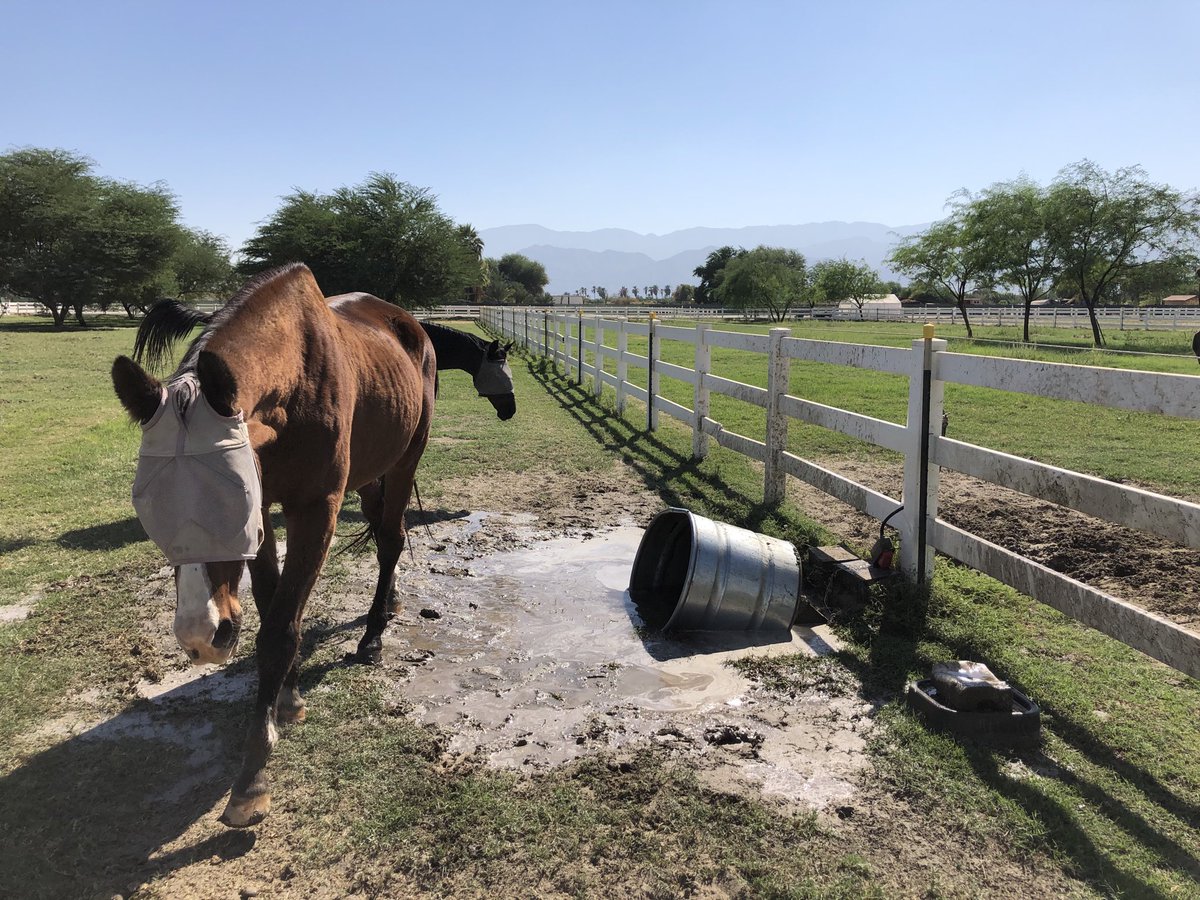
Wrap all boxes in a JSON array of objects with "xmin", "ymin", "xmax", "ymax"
[{"xmin": 133, "ymin": 299, "xmax": 213, "ymax": 372}]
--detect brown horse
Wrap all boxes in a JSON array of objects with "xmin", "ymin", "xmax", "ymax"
[{"xmin": 111, "ymin": 263, "xmax": 436, "ymax": 827}]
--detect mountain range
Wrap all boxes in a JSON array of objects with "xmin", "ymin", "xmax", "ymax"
[{"xmin": 478, "ymin": 222, "xmax": 929, "ymax": 295}]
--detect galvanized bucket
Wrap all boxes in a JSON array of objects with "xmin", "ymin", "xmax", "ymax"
[{"xmin": 629, "ymin": 508, "xmax": 802, "ymax": 631}]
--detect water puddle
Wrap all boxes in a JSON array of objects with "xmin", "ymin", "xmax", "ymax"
[{"xmin": 371, "ymin": 518, "xmax": 871, "ymax": 810}]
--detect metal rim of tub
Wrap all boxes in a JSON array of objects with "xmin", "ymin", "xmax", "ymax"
[{"xmin": 628, "ymin": 507, "xmax": 802, "ymax": 632}]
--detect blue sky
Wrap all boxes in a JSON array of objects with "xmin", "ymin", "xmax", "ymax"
[{"xmin": 5, "ymin": 1, "xmax": 1199, "ymax": 251}]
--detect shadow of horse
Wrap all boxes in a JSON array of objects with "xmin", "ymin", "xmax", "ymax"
[
  {"xmin": 0, "ymin": 614, "xmax": 359, "ymax": 899},
  {"xmin": 57, "ymin": 516, "xmax": 148, "ymax": 551},
  {"xmin": 0, "ymin": 666, "xmax": 253, "ymax": 898}
]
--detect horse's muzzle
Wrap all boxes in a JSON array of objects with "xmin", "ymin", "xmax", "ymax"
[{"xmin": 488, "ymin": 393, "xmax": 516, "ymax": 420}]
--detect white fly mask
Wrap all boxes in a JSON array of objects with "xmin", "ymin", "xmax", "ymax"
[{"xmin": 132, "ymin": 374, "xmax": 264, "ymax": 565}]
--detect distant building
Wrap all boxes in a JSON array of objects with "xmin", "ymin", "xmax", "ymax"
[
  {"xmin": 838, "ymin": 293, "xmax": 902, "ymax": 312},
  {"xmin": 1161, "ymin": 294, "xmax": 1199, "ymax": 306},
  {"xmin": 551, "ymin": 293, "xmax": 586, "ymax": 306}
]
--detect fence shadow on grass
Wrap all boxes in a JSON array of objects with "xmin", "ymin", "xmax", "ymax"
[
  {"xmin": 832, "ymin": 585, "xmax": 1200, "ymax": 897},
  {"xmin": 528, "ymin": 360, "xmax": 824, "ymax": 551},
  {"xmin": 526, "ymin": 358, "xmax": 1200, "ymax": 896}
]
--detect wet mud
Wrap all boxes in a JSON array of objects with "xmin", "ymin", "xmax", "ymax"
[{"xmin": 336, "ymin": 514, "xmax": 873, "ymax": 811}]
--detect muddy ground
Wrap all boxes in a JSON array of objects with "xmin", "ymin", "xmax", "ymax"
[
  {"xmin": 11, "ymin": 456, "xmax": 1182, "ymax": 898},
  {"xmin": 786, "ymin": 455, "xmax": 1200, "ymax": 630}
]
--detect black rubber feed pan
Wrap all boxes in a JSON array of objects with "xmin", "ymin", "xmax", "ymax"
[{"xmin": 907, "ymin": 679, "xmax": 1042, "ymax": 749}]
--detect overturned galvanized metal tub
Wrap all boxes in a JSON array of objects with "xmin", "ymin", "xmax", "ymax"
[{"xmin": 629, "ymin": 508, "xmax": 802, "ymax": 631}]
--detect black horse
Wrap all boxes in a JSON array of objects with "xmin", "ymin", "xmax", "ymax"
[
  {"xmin": 135, "ymin": 300, "xmax": 517, "ymax": 419},
  {"xmin": 418, "ymin": 321, "xmax": 516, "ymax": 420}
]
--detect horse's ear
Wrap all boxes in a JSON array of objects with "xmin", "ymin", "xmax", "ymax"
[
  {"xmin": 196, "ymin": 350, "xmax": 240, "ymax": 417},
  {"xmin": 112, "ymin": 355, "xmax": 163, "ymax": 424}
]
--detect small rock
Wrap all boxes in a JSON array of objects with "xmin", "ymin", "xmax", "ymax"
[
  {"xmin": 703, "ymin": 724, "xmax": 764, "ymax": 748},
  {"xmin": 419, "ymin": 608, "xmax": 441, "ymax": 620},
  {"xmin": 835, "ymin": 805, "xmax": 855, "ymax": 819},
  {"xmin": 240, "ymin": 889, "xmax": 259, "ymax": 899}
]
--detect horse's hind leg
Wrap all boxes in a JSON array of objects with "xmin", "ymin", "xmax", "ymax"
[
  {"xmin": 358, "ymin": 478, "xmax": 402, "ymax": 615},
  {"xmin": 354, "ymin": 465, "xmax": 420, "ymax": 665}
]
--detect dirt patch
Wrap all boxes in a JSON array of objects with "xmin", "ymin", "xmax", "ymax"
[
  {"xmin": 785, "ymin": 455, "xmax": 1200, "ymax": 630},
  {"xmin": 0, "ymin": 600, "xmax": 35, "ymax": 625},
  {"xmin": 333, "ymin": 521, "xmax": 872, "ymax": 810}
]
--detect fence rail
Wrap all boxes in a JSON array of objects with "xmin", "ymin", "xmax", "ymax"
[
  {"xmin": 481, "ymin": 306, "xmax": 1200, "ymax": 681},
  {"xmin": 7, "ymin": 298, "xmax": 1200, "ymax": 332}
]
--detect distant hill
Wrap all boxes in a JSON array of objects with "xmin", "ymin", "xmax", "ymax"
[{"xmin": 478, "ymin": 222, "xmax": 929, "ymax": 295}]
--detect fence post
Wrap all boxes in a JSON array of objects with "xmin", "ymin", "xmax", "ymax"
[
  {"xmin": 616, "ymin": 318, "xmax": 628, "ymax": 415},
  {"xmin": 693, "ymin": 323, "xmax": 710, "ymax": 459},
  {"xmin": 558, "ymin": 313, "xmax": 567, "ymax": 369},
  {"xmin": 901, "ymin": 324, "xmax": 947, "ymax": 584},
  {"xmin": 593, "ymin": 317, "xmax": 604, "ymax": 398},
  {"xmin": 1120, "ymin": 306, "xmax": 1126, "ymax": 331},
  {"xmin": 576, "ymin": 310, "xmax": 584, "ymax": 385},
  {"xmin": 764, "ymin": 327, "xmax": 791, "ymax": 505},
  {"xmin": 647, "ymin": 312, "xmax": 659, "ymax": 432}
]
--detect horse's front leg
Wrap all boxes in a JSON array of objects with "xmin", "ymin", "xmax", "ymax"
[
  {"xmin": 221, "ymin": 496, "xmax": 338, "ymax": 828},
  {"xmin": 247, "ymin": 513, "xmax": 304, "ymax": 723}
]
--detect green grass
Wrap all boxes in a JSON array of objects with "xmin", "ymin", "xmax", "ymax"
[
  {"xmin": 562, "ymin": 316, "xmax": 1200, "ymax": 494},
  {"xmin": 2, "ymin": 316, "xmax": 1199, "ymax": 897}
]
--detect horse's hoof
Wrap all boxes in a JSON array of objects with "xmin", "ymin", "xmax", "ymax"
[
  {"xmin": 277, "ymin": 701, "xmax": 307, "ymax": 724},
  {"xmin": 351, "ymin": 647, "xmax": 382, "ymax": 666},
  {"xmin": 219, "ymin": 791, "xmax": 271, "ymax": 829}
]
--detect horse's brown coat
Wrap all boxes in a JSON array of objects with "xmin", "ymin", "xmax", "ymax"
[{"xmin": 113, "ymin": 263, "xmax": 435, "ymax": 827}]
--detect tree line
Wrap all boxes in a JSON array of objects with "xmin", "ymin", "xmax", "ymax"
[
  {"xmin": 3, "ymin": 149, "xmax": 1196, "ymax": 343},
  {"xmin": 688, "ymin": 246, "xmax": 897, "ymax": 323},
  {"xmin": 0, "ymin": 149, "xmax": 547, "ymax": 325},
  {"xmin": 890, "ymin": 161, "xmax": 1200, "ymax": 346},
  {"xmin": 670, "ymin": 161, "xmax": 1200, "ymax": 347},
  {"xmin": 0, "ymin": 149, "xmax": 238, "ymax": 325}
]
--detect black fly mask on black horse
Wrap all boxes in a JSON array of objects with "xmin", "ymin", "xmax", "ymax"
[{"xmin": 420, "ymin": 321, "xmax": 516, "ymax": 420}]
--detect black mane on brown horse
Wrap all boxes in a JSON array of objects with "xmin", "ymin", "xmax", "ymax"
[{"xmin": 113, "ymin": 263, "xmax": 436, "ymax": 827}]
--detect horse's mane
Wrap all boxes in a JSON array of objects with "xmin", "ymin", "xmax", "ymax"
[
  {"xmin": 417, "ymin": 320, "xmax": 490, "ymax": 351},
  {"xmin": 134, "ymin": 263, "xmax": 312, "ymax": 374}
]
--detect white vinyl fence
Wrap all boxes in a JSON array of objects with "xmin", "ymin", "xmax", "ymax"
[
  {"xmin": 482, "ymin": 307, "xmax": 1200, "ymax": 681},
  {"xmin": 7, "ymin": 299, "xmax": 1200, "ymax": 332}
]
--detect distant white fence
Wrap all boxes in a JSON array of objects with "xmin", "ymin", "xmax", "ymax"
[
  {"xmin": 7, "ymin": 298, "xmax": 1200, "ymax": 332},
  {"xmin": 482, "ymin": 306, "xmax": 1200, "ymax": 681}
]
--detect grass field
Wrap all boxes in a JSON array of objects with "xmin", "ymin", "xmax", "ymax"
[
  {"xmin": 559, "ymin": 316, "xmax": 1200, "ymax": 495},
  {"xmin": 2, "ymin": 315, "xmax": 1199, "ymax": 897}
]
